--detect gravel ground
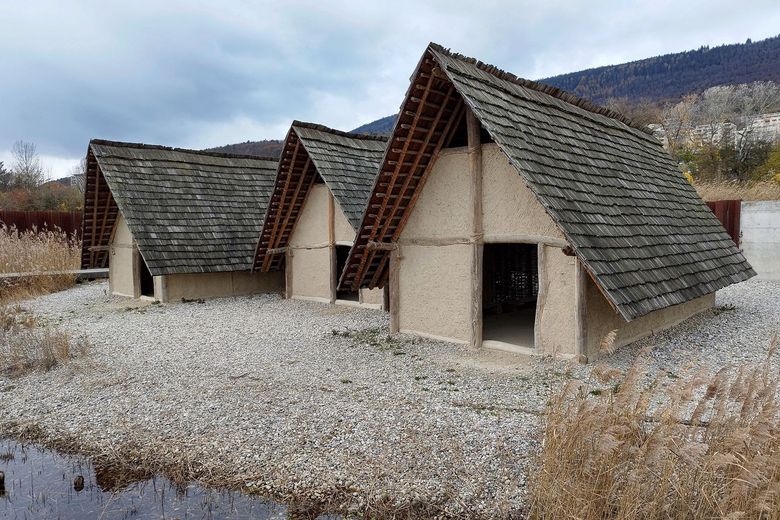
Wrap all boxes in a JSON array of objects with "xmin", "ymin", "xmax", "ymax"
[{"xmin": 0, "ymin": 279, "xmax": 777, "ymax": 518}]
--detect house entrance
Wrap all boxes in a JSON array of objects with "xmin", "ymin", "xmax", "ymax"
[
  {"xmin": 482, "ymin": 243, "xmax": 538, "ymax": 348},
  {"xmin": 138, "ymin": 253, "xmax": 155, "ymax": 298},
  {"xmin": 335, "ymin": 245, "xmax": 359, "ymax": 302}
]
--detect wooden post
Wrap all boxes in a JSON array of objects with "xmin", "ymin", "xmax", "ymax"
[
  {"xmin": 131, "ymin": 244, "xmax": 141, "ymax": 299},
  {"xmin": 389, "ymin": 247, "xmax": 401, "ymax": 333},
  {"xmin": 285, "ymin": 248, "xmax": 294, "ymax": 299},
  {"xmin": 328, "ymin": 192, "xmax": 337, "ymax": 303},
  {"xmin": 574, "ymin": 258, "xmax": 588, "ymax": 363},
  {"xmin": 467, "ymin": 108, "xmax": 483, "ymax": 349}
]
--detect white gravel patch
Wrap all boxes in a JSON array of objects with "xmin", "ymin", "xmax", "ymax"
[{"xmin": 0, "ymin": 278, "xmax": 777, "ymax": 518}]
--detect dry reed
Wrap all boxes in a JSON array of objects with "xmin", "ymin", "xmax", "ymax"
[
  {"xmin": 530, "ymin": 336, "xmax": 780, "ymax": 519},
  {"xmin": 694, "ymin": 180, "xmax": 780, "ymax": 201},
  {"xmin": 0, "ymin": 224, "xmax": 81, "ymax": 303},
  {"xmin": 0, "ymin": 305, "xmax": 90, "ymax": 377}
]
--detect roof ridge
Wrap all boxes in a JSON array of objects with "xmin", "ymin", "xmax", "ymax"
[
  {"xmin": 291, "ymin": 120, "xmax": 389, "ymax": 142},
  {"xmin": 89, "ymin": 138, "xmax": 279, "ymax": 162},
  {"xmin": 427, "ymin": 42, "xmax": 653, "ymax": 135}
]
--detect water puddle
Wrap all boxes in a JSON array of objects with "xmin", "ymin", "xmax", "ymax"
[{"xmin": 0, "ymin": 439, "xmax": 328, "ymax": 519}]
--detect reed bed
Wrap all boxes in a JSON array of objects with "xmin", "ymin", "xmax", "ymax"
[
  {"xmin": 0, "ymin": 224, "xmax": 81, "ymax": 303},
  {"xmin": 0, "ymin": 305, "xmax": 90, "ymax": 377},
  {"xmin": 694, "ymin": 179, "xmax": 780, "ymax": 201},
  {"xmin": 530, "ymin": 337, "xmax": 780, "ymax": 520}
]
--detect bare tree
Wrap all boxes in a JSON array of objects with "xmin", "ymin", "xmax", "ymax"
[
  {"xmin": 10, "ymin": 140, "xmax": 45, "ymax": 189},
  {"xmin": 659, "ymin": 95, "xmax": 697, "ymax": 155},
  {"xmin": 693, "ymin": 86, "xmax": 736, "ymax": 147},
  {"xmin": 68, "ymin": 157, "xmax": 87, "ymax": 194},
  {"xmin": 732, "ymin": 81, "xmax": 780, "ymax": 163}
]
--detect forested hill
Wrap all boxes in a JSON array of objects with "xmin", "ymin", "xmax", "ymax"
[
  {"xmin": 541, "ymin": 35, "xmax": 780, "ymax": 104},
  {"xmin": 350, "ymin": 115, "xmax": 397, "ymax": 135},
  {"xmin": 209, "ymin": 34, "xmax": 780, "ymax": 150},
  {"xmin": 206, "ymin": 139, "xmax": 283, "ymax": 158}
]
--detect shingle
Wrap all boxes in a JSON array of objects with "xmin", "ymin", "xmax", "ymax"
[
  {"xmin": 343, "ymin": 43, "xmax": 755, "ymax": 322},
  {"xmin": 292, "ymin": 123, "xmax": 387, "ymax": 229},
  {"xmin": 83, "ymin": 140, "xmax": 278, "ymax": 276},
  {"xmin": 427, "ymin": 45, "xmax": 755, "ymax": 320}
]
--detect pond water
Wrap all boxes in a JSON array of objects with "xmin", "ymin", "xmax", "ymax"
[{"xmin": 0, "ymin": 439, "xmax": 329, "ymax": 519}]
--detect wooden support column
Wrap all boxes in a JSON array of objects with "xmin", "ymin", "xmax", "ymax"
[
  {"xmin": 131, "ymin": 243, "xmax": 141, "ymax": 299},
  {"xmin": 328, "ymin": 191, "xmax": 337, "ymax": 303},
  {"xmin": 467, "ymin": 107, "xmax": 484, "ymax": 349},
  {"xmin": 285, "ymin": 248, "xmax": 294, "ymax": 299},
  {"xmin": 389, "ymin": 246, "xmax": 401, "ymax": 333},
  {"xmin": 574, "ymin": 258, "xmax": 589, "ymax": 363}
]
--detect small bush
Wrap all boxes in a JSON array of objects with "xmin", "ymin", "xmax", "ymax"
[
  {"xmin": 0, "ymin": 224, "xmax": 81, "ymax": 303},
  {"xmin": 0, "ymin": 306, "xmax": 90, "ymax": 377},
  {"xmin": 530, "ymin": 336, "xmax": 780, "ymax": 519}
]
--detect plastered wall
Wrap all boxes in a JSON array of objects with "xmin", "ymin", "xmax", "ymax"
[
  {"xmin": 109, "ymin": 214, "xmax": 137, "ymax": 298},
  {"xmin": 536, "ymin": 245, "xmax": 576, "ymax": 355},
  {"xmin": 398, "ymin": 144, "xmax": 571, "ymax": 347},
  {"xmin": 392, "ymin": 142, "xmax": 719, "ymax": 359},
  {"xmin": 482, "ymin": 146, "xmax": 565, "ymax": 240},
  {"xmin": 583, "ymin": 275, "xmax": 715, "ymax": 360},
  {"xmin": 158, "ymin": 271, "xmax": 284, "ymax": 302},
  {"xmin": 288, "ymin": 183, "xmax": 384, "ymax": 306},
  {"xmin": 398, "ymin": 243, "xmax": 473, "ymax": 342}
]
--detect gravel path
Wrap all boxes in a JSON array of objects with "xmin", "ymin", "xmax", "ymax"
[{"xmin": 0, "ymin": 279, "xmax": 777, "ymax": 518}]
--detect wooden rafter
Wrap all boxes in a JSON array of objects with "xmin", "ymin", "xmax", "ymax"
[
  {"xmin": 255, "ymin": 128, "xmax": 317, "ymax": 273},
  {"xmin": 342, "ymin": 49, "xmax": 465, "ymax": 292},
  {"xmin": 367, "ymin": 96, "xmax": 464, "ymax": 289}
]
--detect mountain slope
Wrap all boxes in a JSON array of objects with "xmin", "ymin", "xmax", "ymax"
[
  {"xmin": 541, "ymin": 35, "xmax": 780, "ymax": 103},
  {"xmin": 206, "ymin": 140, "xmax": 284, "ymax": 158},
  {"xmin": 350, "ymin": 115, "xmax": 397, "ymax": 135},
  {"xmin": 211, "ymin": 35, "xmax": 780, "ymax": 150}
]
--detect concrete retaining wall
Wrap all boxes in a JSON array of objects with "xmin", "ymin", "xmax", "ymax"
[{"xmin": 741, "ymin": 201, "xmax": 780, "ymax": 281}]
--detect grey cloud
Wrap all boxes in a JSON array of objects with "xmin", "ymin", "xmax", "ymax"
[{"xmin": 1, "ymin": 0, "xmax": 778, "ymax": 173}]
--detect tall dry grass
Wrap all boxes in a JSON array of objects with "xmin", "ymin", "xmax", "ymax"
[
  {"xmin": 0, "ymin": 224, "xmax": 81, "ymax": 303},
  {"xmin": 0, "ymin": 305, "xmax": 90, "ymax": 377},
  {"xmin": 530, "ymin": 337, "xmax": 780, "ymax": 520},
  {"xmin": 694, "ymin": 179, "xmax": 780, "ymax": 201}
]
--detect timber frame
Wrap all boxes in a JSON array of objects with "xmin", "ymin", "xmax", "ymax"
[
  {"xmin": 252, "ymin": 121, "xmax": 388, "ymax": 274},
  {"xmin": 339, "ymin": 53, "xmax": 467, "ymax": 291},
  {"xmin": 254, "ymin": 126, "xmax": 316, "ymax": 272},
  {"xmin": 340, "ymin": 42, "xmax": 754, "ymax": 323},
  {"xmin": 81, "ymin": 148, "xmax": 118, "ymax": 269}
]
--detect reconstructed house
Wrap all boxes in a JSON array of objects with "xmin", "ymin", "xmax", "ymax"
[
  {"xmin": 81, "ymin": 140, "xmax": 284, "ymax": 302},
  {"xmin": 339, "ymin": 44, "xmax": 755, "ymax": 361},
  {"xmin": 253, "ymin": 122, "xmax": 387, "ymax": 308}
]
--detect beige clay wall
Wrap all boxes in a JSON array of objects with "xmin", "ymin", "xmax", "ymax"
[
  {"xmin": 535, "ymin": 245, "xmax": 576, "ymax": 355},
  {"xmin": 396, "ymin": 142, "xmax": 716, "ymax": 359},
  {"xmin": 109, "ymin": 214, "xmax": 137, "ymax": 298},
  {"xmin": 398, "ymin": 144, "xmax": 570, "ymax": 348},
  {"xmin": 288, "ymin": 183, "xmax": 384, "ymax": 307},
  {"xmin": 157, "ymin": 271, "xmax": 284, "ymax": 302},
  {"xmin": 584, "ymin": 276, "xmax": 715, "ymax": 360},
  {"xmin": 398, "ymin": 243, "xmax": 473, "ymax": 342},
  {"xmin": 333, "ymin": 200, "xmax": 355, "ymax": 244},
  {"xmin": 482, "ymin": 146, "xmax": 565, "ymax": 240}
]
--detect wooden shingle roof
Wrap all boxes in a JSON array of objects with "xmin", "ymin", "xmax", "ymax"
[
  {"xmin": 341, "ymin": 43, "xmax": 755, "ymax": 321},
  {"xmin": 252, "ymin": 122, "xmax": 387, "ymax": 272},
  {"xmin": 81, "ymin": 139, "xmax": 277, "ymax": 275}
]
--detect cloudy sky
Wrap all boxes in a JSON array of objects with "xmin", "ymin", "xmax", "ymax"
[{"xmin": 1, "ymin": 0, "xmax": 779, "ymax": 179}]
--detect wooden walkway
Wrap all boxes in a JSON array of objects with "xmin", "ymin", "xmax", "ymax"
[{"xmin": 0, "ymin": 268, "xmax": 108, "ymax": 281}]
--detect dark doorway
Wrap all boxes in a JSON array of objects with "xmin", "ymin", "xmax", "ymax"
[
  {"xmin": 482, "ymin": 243, "xmax": 538, "ymax": 347},
  {"xmin": 335, "ymin": 245, "xmax": 359, "ymax": 301},
  {"xmin": 138, "ymin": 253, "xmax": 155, "ymax": 298}
]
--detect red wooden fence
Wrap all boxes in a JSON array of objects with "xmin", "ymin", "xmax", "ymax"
[
  {"xmin": 707, "ymin": 200, "xmax": 741, "ymax": 246},
  {"xmin": 0, "ymin": 210, "xmax": 82, "ymax": 236}
]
